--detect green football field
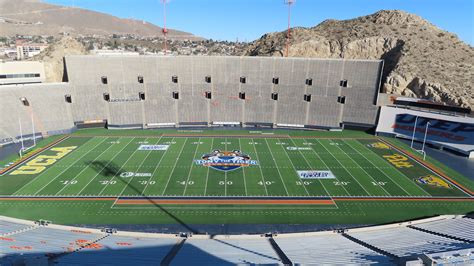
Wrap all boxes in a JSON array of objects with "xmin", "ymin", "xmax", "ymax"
[{"xmin": 0, "ymin": 128, "xmax": 473, "ymax": 226}]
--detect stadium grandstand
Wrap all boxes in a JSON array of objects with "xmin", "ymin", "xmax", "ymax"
[
  {"xmin": 0, "ymin": 215, "xmax": 472, "ymax": 265},
  {"xmin": 0, "ymin": 55, "xmax": 473, "ymax": 265}
]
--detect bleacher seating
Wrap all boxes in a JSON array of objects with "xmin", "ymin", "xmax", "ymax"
[
  {"xmin": 348, "ymin": 226, "xmax": 470, "ymax": 258},
  {"xmin": 1, "ymin": 215, "xmax": 473, "ymax": 265},
  {"xmin": 274, "ymin": 233, "xmax": 393, "ymax": 264},
  {"xmin": 0, "ymin": 220, "xmax": 35, "ymax": 236},
  {"xmin": 172, "ymin": 237, "xmax": 281, "ymax": 265},
  {"xmin": 411, "ymin": 216, "xmax": 474, "ymax": 242}
]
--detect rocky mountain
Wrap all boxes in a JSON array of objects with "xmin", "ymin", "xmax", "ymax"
[
  {"xmin": 0, "ymin": 0, "xmax": 201, "ymax": 40},
  {"xmin": 245, "ymin": 10, "xmax": 473, "ymax": 109},
  {"xmin": 31, "ymin": 37, "xmax": 87, "ymax": 82}
]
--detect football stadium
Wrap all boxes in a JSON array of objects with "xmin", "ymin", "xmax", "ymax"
[{"xmin": 0, "ymin": 54, "xmax": 473, "ymax": 265}]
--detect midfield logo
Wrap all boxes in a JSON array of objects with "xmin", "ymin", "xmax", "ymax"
[{"xmin": 195, "ymin": 150, "xmax": 258, "ymax": 172}]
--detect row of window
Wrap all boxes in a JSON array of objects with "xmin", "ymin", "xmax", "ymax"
[
  {"xmin": 97, "ymin": 92, "xmax": 346, "ymax": 104},
  {"xmin": 100, "ymin": 75, "xmax": 350, "ymax": 87},
  {"xmin": 0, "ymin": 73, "xmax": 40, "ymax": 79}
]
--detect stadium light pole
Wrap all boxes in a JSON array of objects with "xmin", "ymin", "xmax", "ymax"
[
  {"xmin": 284, "ymin": 0, "xmax": 295, "ymax": 57},
  {"xmin": 410, "ymin": 115, "xmax": 419, "ymax": 149},
  {"xmin": 421, "ymin": 122, "xmax": 430, "ymax": 160},
  {"xmin": 161, "ymin": 0, "xmax": 169, "ymax": 55}
]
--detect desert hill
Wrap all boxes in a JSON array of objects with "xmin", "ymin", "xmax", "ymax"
[
  {"xmin": 0, "ymin": 0, "xmax": 201, "ymax": 40},
  {"xmin": 245, "ymin": 10, "xmax": 473, "ymax": 109}
]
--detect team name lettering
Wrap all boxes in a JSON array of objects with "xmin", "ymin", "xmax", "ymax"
[
  {"xmin": 10, "ymin": 146, "xmax": 77, "ymax": 175},
  {"xmin": 382, "ymin": 154, "xmax": 414, "ymax": 168}
]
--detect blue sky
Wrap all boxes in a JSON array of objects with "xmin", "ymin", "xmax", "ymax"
[{"xmin": 46, "ymin": 0, "xmax": 473, "ymax": 45}]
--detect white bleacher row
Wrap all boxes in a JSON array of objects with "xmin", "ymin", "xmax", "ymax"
[
  {"xmin": 0, "ymin": 215, "xmax": 472, "ymax": 265},
  {"xmin": 412, "ymin": 216, "xmax": 474, "ymax": 242}
]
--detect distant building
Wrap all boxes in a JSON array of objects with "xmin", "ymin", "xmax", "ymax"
[
  {"xmin": 15, "ymin": 40, "xmax": 48, "ymax": 60},
  {"xmin": 0, "ymin": 61, "xmax": 45, "ymax": 85}
]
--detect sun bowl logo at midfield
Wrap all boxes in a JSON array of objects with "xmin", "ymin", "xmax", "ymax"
[{"xmin": 195, "ymin": 150, "xmax": 258, "ymax": 172}]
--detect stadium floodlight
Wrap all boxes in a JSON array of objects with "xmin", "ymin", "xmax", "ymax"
[{"xmin": 410, "ymin": 115, "xmax": 419, "ymax": 149}]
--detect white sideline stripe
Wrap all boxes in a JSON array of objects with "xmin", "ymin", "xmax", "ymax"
[
  {"xmin": 30, "ymin": 137, "xmax": 107, "ymax": 196},
  {"xmin": 11, "ymin": 136, "xmax": 94, "ymax": 195},
  {"xmin": 250, "ymin": 138, "xmax": 268, "ymax": 196},
  {"xmin": 263, "ymin": 139, "xmax": 290, "ymax": 196},
  {"xmin": 346, "ymin": 140, "xmax": 429, "ymax": 196},
  {"xmin": 160, "ymin": 138, "xmax": 188, "ymax": 195},
  {"xmin": 116, "ymin": 137, "xmax": 161, "ymax": 197},
  {"xmin": 183, "ymin": 137, "xmax": 201, "ymax": 196},
  {"xmin": 313, "ymin": 139, "xmax": 371, "ymax": 196},
  {"xmin": 54, "ymin": 137, "xmax": 121, "ymax": 196},
  {"xmin": 76, "ymin": 138, "xmax": 135, "ymax": 196},
  {"xmin": 330, "ymin": 140, "xmax": 391, "ymax": 196},
  {"xmin": 140, "ymin": 137, "xmax": 176, "ymax": 196},
  {"xmin": 300, "ymin": 138, "xmax": 351, "ymax": 197},
  {"xmin": 98, "ymin": 137, "xmax": 144, "ymax": 196}
]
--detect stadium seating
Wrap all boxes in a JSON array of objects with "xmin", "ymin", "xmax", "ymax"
[
  {"xmin": 273, "ymin": 232, "xmax": 393, "ymax": 264},
  {"xmin": 0, "ymin": 56, "xmax": 383, "ymax": 143},
  {"xmin": 410, "ymin": 216, "xmax": 474, "ymax": 242},
  {"xmin": 1, "ymin": 215, "xmax": 473, "ymax": 265}
]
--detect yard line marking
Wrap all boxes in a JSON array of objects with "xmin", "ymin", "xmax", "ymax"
[
  {"xmin": 141, "ymin": 137, "xmax": 176, "ymax": 196},
  {"xmin": 238, "ymin": 138, "xmax": 248, "ymax": 196},
  {"xmin": 348, "ymin": 140, "xmax": 431, "ymax": 196},
  {"xmin": 161, "ymin": 138, "xmax": 188, "ymax": 195},
  {"xmin": 303, "ymin": 139, "xmax": 352, "ymax": 196},
  {"xmin": 203, "ymin": 138, "xmax": 214, "ymax": 196},
  {"xmin": 76, "ymin": 138, "xmax": 135, "ymax": 196},
  {"xmin": 116, "ymin": 137, "xmax": 161, "ymax": 197},
  {"xmin": 313, "ymin": 139, "xmax": 371, "ymax": 196},
  {"xmin": 288, "ymin": 138, "xmax": 339, "ymax": 197},
  {"xmin": 277, "ymin": 139, "xmax": 311, "ymax": 196},
  {"xmin": 331, "ymin": 140, "xmax": 391, "ymax": 196},
  {"xmin": 250, "ymin": 138, "xmax": 268, "ymax": 196},
  {"xmin": 98, "ymin": 137, "xmax": 143, "ymax": 196},
  {"xmin": 12, "ymin": 137, "xmax": 98, "ymax": 195},
  {"xmin": 263, "ymin": 139, "xmax": 290, "ymax": 196},
  {"xmin": 183, "ymin": 138, "xmax": 201, "ymax": 196},
  {"xmin": 54, "ymin": 138, "xmax": 122, "ymax": 196},
  {"xmin": 224, "ymin": 137, "xmax": 228, "ymax": 197},
  {"xmin": 32, "ymin": 137, "xmax": 108, "ymax": 196}
]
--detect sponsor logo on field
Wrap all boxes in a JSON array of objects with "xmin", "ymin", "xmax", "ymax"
[
  {"xmin": 286, "ymin": 147, "xmax": 312, "ymax": 151},
  {"xmin": 195, "ymin": 150, "xmax": 258, "ymax": 172},
  {"xmin": 138, "ymin": 145, "xmax": 169, "ymax": 151},
  {"xmin": 297, "ymin": 170, "xmax": 336, "ymax": 179},
  {"xmin": 10, "ymin": 146, "xmax": 77, "ymax": 175},
  {"xmin": 415, "ymin": 174, "xmax": 451, "ymax": 189},
  {"xmin": 119, "ymin": 172, "xmax": 152, "ymax": 178},
  {"xmin": 368, "ymin": 142, "xmax": 390, "ymax": 149}
]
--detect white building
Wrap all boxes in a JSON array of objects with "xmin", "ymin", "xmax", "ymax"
[{"xmin": 0, "ymin": 61, "xmax": 45, "ymax": 85}]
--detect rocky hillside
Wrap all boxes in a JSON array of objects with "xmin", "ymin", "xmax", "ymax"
[
  {"xmin": 31, "ymin": 37, "xmax": 88, "ymax": 83},
  {"xmin": 0, "ymin": 0, "xmax": 201, "ymax": 40},
  {"xmin": 245, "ymin": 10, "xmax": 473, "ymax": 109}
]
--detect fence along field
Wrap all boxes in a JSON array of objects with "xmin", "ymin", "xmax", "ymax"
[{"xmin": 2, "ymin": 134, "xmax": 470, "ymax": 201}]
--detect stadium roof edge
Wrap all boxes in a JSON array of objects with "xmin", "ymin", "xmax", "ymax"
[{"xmin": 64, "ymin": 54, "xmax": 384, "ymax": 63}]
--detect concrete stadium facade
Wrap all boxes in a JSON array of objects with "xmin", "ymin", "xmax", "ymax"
[{"xmin": 0, "ymin": 55, "xmax": 383, "ymax": 143}]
